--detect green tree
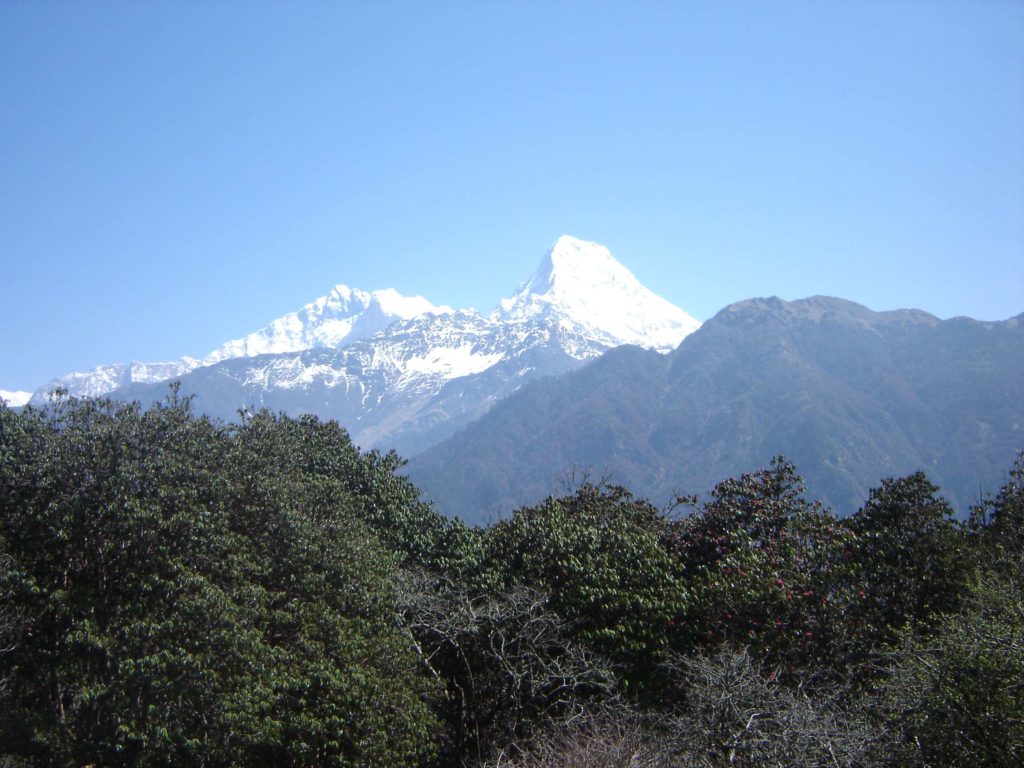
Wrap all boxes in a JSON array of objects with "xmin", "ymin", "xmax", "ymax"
[
  {"xmin": 875, "ymin": 565, "xmax": 1024, "ymax": 767},
  {"xmin": 847, "ymin": 471, "xmax": 969, "ymax": 651},
  {"xmin": 481, "ymin": 484, "xmax": 684, "ymax": 694},
  {"xmin": 667, "ymin": 458, "xmax": 858, "ymax": 679},
  {"xmin": 0, "ymin": 394, "xmax": 436, "ymax": 767},
  {"xmin": 230, "ymin": 408, "xmax": 474, "ymax": 573},
  {"xmin": 970, "ymin": 451, "xmax": 1024, "ymax": 564}
]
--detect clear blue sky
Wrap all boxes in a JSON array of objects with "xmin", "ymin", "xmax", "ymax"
[{"xmin": 2, "ymin": 1, "xmax": 1022, "ymax": 392}]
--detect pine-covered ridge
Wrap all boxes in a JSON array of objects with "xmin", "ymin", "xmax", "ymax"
[{"xmin": 0, "ymin": 391, "xmax": 1021, "ymax": 767}]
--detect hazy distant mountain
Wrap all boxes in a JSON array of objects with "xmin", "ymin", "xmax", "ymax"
[
  {"xmin": 406, "ymin": 296, "xmax": 1024, "ymax": 522},
  {"xmin": 28, "ymin": 285, "xmax": 450, "ymax": 404},
  {"xmin": 106, "ymin": 236, "xmax": 701, "ymax": 455}
]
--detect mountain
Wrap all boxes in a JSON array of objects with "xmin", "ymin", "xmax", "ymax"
[
  {"xmin": 99, "ymin": 236, "xmax": 700, "ymax": 455},
  {"xmin": 200, "ymin": 285, "xmax": 451, "ymax": 365},
  {"xmin": 495, "ymin": 235, "xmax": 699, "ymax": 353},
  {"xmin": 406, "ymin": 296, "xmax": 1024, "ymax": 522},
  {"xmin": 28, "ymin": 285, "xmax": 450, "ymax": 404},
  {"xmin": 0, "ymin": 390, "xmax": 31, "ymax": 408}
]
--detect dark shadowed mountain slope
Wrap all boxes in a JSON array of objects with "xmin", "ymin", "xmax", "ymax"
[{"xmin": 406, "ymin": 297, "xmax": 1024, "ymax": 523}]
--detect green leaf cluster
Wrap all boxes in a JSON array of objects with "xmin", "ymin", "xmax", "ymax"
[
  {"xmin": 0, "ymin": 393, "xmax": 436, "ymax": 767},
  {"xmin": 666, "ymin": 458, "xmax": 861, "ymax": 677},
  {"xmin": 481, "ymin": 483, "xmax": 684, "ymax": 691}
]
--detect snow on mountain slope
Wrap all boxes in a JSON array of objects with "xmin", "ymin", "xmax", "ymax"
[
  {"xmin": 114, "ymin": 307, "xmax": 584, "ymax": 455},
  {"xmin": 107, "ymin": 237, "xmax": 702, "ymax": 455},
  {"xmin": 26, "ymin": 236, "xmax": 703, "ymax": 454},
  {"xmin": 202, "ymin": 285, "xmax": 450, "ymax": 363},
  {"xmin": 29, "ymin": 360, "xmax": 201, "ymax": 402},
  {"xmin": 0, "ymin": 390, "xmax": 31, "ymax": 407},
  {"xmin": 29, "ymin": 285, "xmax": 449, "ymax": 403},
  {"xmin": 496, "ymin": 235, "xmax": 701, "ymax": 354}
]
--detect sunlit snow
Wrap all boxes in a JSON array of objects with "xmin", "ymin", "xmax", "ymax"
[
  {"xmin": 0, "ymin": 390, "xmax": 31, "ymax": 407},
  {"xmin": 495, "ymin": 235, "xmax": 701, "ymax": 353},
  {"xmin": 24, "ymin": 237, "xmax": 701, "ymax": 409},
  {"xmin": 201, "ymin": 285, "xmax": 450, "ymax": 365},
  {"xmin": 28, "ymin": 284, "xmax": 450, "ymax": 403},
  {"xmin": 403, "ymin": 344, "xmax": 505, "ymax": 380}
]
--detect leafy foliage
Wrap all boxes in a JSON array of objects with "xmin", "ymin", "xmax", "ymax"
[
  {"xmin": 666, "ymin": 458, "xmax": 859, "ymax": 678},
  {"xmin": 0, "ymin": 390, "xmax": 1020, "ymax": 767},
  {"xmin": 0, "ymin": 394, "xmax": 436, "ymax": 767},
  {"xmin": 847, "ymin": 471, "xmax": 970, "ymax": 651},
  {"xmin": 874, "ymin": 566, "xmax": 1024, "ymax": 767},
  {"xmin": 481, "ymin": 484, "xmax": 685, "ymax": 692},
  {"xmin": 971, "ymin": 451, "xmax": 1024, "ymax": 562}
]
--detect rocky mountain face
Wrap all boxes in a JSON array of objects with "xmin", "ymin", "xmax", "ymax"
[
  {"xmin": 406, "ymin": 297, "xmax": 1024, "ymax": 522},
  {"xmin": 88, "ymin": 236, "xmax": 700, "ymax": 455},
  {"xmin": 29, "ymin": 285, "xmax": 450, "ymax": 404}
]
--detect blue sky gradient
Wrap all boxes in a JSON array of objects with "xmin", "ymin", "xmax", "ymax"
[{"xmin": 2, "ymin": 1, "xmax": 1022, "ymax": 391}]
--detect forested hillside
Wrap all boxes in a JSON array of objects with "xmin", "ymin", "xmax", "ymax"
[
  {"xmin": 409, "ymin": 297, "xmax": 1024, "ymax": 523},
  {"xmin": 1, "ymin": 393, "xmax": 1021, "ymax": 766}
]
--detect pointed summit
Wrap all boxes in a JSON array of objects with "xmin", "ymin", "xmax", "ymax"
[
  {"xmin": 495, "ymin": 235, "xmax": 701, "ymax": 353},
  {"xmin": 523, "ymin": 235, "xmax": 636, "ymax": 296}
]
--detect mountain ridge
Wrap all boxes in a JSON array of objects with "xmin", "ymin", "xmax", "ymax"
[
  {"xmin": 26, "ymin": 236, "xmax": 695, "ymax": 405},
  {"xmin": 81, "ymin": 237, "xmax": 699, "ymax": 455},
  {"xmin": 406, "ymin": 295, "xmax": 1024, "ymax": 522},
  {"xmin": 28, "ymin": 284, "xmax": 451, "ymax": 404}
]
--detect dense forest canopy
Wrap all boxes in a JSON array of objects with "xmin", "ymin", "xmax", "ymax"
[{"xmin": 0, "ymin": 392, "xmax": 1020, "ymax": 766}]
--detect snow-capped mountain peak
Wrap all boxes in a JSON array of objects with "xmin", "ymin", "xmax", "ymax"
[
  {"xmin": 201, "ymin": 285, "xmax": 451, "ymax": 365},
  {"xmin": 495, "ymin": 235, "xmax": 701, "ymax": 354},
  {"xmin": 533, "ymin": 234, "xmax": 638, "ymax": 294},
  {"xmin": 28, "ymin": 284, "xmax": 451, "ymax": 404},
  {"xmin": 22, "ymin": 237, "xmax": 702, "ymax": 450}
]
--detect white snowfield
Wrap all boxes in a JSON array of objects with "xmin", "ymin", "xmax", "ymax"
[
  {"xmin": 202, "ymin": 285, "xmax": 452, "ymax": 364},
  {"xmin": 402, "ymin": 344, "xmax": 506, "ymax": 380},
  {"xmin": 25, "ymin": 236, "xmax": 701, "ymax": 404},
  {"xmin": 0, "ymin": 390, "xmax": 32, "ymax": 407},
  {"xmin": 496, "ymin": 235, "xmax": 701, "ymax": 354}
]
